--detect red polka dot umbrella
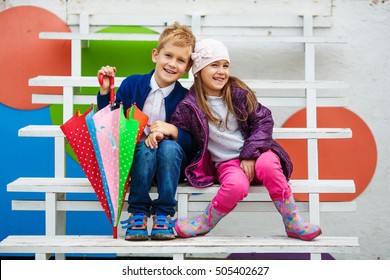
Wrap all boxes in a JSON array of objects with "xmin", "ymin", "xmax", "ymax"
[{"xmin": 60, "ymin": 77, "xmax": 147, "ymax": 238}]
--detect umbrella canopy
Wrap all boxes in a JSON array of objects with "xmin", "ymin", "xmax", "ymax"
[
  {"xmin": 60, "ymin": 106, "xmax": 112, "ymax": 222},
  {"xmin": 61, "ymin": 76, "xmax": 148, "ymax": 238},
  {"xmin": 89, "ymin": 104, "xmax": 139, "ymax": 237}
]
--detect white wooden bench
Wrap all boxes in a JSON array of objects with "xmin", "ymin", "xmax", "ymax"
[
  {"xmin": 0, "ymin": 13, "xmax": 359, "ymax": 260},
  {"xmin": 2, "ymin": 178, "xmax": 358, "ymax": 260}
]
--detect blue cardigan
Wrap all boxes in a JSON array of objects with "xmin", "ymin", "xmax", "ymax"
[{"xmin": 97, "ymin": 69, "xmax": 197, "ymax": 156}]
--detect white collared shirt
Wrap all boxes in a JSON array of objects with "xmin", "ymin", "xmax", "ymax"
[{"xmin": 141, "ymin": 74, "xmax": 175, "ymax": 138}]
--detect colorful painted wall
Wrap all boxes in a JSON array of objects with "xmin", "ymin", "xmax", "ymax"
[{"xmin": 0, "ymin": 0, "xmax": 389, "ymax": 260}]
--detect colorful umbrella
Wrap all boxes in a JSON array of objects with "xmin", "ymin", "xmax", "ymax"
[
  {"xmin": 60, "ymin": 75, "xmax": 147, "ymax": 238},
  {"xmin": 60, "ymin": 106, "xmax": 112, "ymax": 223}
]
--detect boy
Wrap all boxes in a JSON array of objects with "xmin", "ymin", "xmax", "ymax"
[{"xmin": 97, "ymin": 22, "xmax": 196, "ymax": 241}]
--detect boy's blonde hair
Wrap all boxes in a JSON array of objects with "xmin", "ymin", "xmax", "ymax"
[{"xmin": 157, "ymin": 22, "xmax": 196, "ymax": 53}]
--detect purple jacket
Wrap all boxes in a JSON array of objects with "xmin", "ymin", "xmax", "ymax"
[{"xmin": 170, "ymin": 85, "xmax": 293, "ymax": 188}]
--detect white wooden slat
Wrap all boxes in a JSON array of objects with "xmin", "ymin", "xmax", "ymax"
[
  {"xmin": 7, "ymin": 177, "xmax": 355, "ymax": 194},
  {"xmin": 0, "ymin": 235, "xmax": 359, "ymax": 255},
  {"xmin": 28, "ymin": 76, "xmax": 349, "ymax": 90},
  {"xmin": 45, "ymin": 193, "xmax": 56, "ymax": 236},
  {"xmin": 54, "ymin": 133, "xmax": 65, "ymax": 177},
  {"xmin": 177, "ymin": 193, "xmax": 188, "ymax": 219},
  {"xmin": 40, "ymin": 32, "xmax": 161, "ymax": 41},
  {"xmin": 11, "ymin": 199, "xmax": 356, "ymax": 214},
  {"xmin": 62, "ymin": 87, "xmax": 75, "ymax": 122},
  {"xmin": 68, "ymin": 14, "xmax": 191, "ymax": 27},
  {"xmin": 70, "ymin": 36, "xmax": 81, "ymax": 76},
  {"xmin": 17, "ymin": 125, "xmax": 352, "ymax": 139},
  {"xmin": 66, "ymin": 14, "xmax": 332, "ymax": 28},
  {"xmin": 39, "ymin": 31, "xmax": 346, "ymax": 44},
  {"xmin": 187, "ymin": 201, "xmax": 356, "ymax": 213},
  {"xmin": 31, "ymin": 93, "xmax": 349, "ymax": 107}
]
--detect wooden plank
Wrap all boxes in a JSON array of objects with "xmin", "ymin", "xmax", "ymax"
[
  {"xmin": 17, "ymin": 125, "xmax": 352, "ymax": 139},
  {"xmin": 8, "ymin": 178, "xmax": 355, "ymax": 194},
  {"xmin": 66, "ymin": 14, "xmax": 332, "ymax": 28},
  {"xmin": 187, "ymin": 201, "xmax": 357, "ymax": 213},
  {"xmin": 39, "ymin": 32, "xmax": 346, "ymax": 43},
  {"xmin": 11, "ymin": 200, "xmax": 356, "ymax": 213},
  {"xmin": 67, "ymin": 14, "xmax": 191, "ymax": 27},
  {"xmin": 0, "ymin": 235, "xmax": 359, "ymax": 255},
  {"xmin": 32, "ymin": 93, "xmax": 349, "ymax": 107},
  {"xmin": 28, "ymin": 76, "xmax": 348, "ymax": 90}
]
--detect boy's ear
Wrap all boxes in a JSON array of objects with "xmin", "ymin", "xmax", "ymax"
[
  {"xmin": 185, "ymin": 61, "xmax": 193, "ymax": 73},
  {"xmin": 151, "ymin": 49, "xmax": 158, "ymax": 63}
]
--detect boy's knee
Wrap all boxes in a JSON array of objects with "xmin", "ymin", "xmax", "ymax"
[
  {"xmin": 158, "ymin": 140, "xmax": 184, "ymax": 160},
  {"xmin": 135, "ymin": 142, "xmax": 156, "ymax": 159}
]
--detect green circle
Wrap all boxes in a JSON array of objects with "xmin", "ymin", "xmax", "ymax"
[
  {"xmin": 50, "ymin": 26, "xmax": 159, "ymax": 125},
  {"xmin": 50, "ymin": 26, "xmax": 158, "ymax": 161}
]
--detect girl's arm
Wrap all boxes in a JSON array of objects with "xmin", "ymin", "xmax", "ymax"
[
  {"xmin": 170, "ymin": 103, "xmax": 199, "ymax": 158},
  {"xmin": 240, "ymin": 103, "xmax": 274, "ymax": 159}
]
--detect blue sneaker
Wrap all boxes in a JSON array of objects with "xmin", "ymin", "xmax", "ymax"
[
  {"xmin": 121, "ymin": 212, "xmax": 148, "ymax": 241},
  {"xmin": 151, "ymin": 213, "xmax": 175, "ymax": 240}
]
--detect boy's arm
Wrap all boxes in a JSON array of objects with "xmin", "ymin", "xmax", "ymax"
[
  {"xmin": 97, "ymin": 91, "xmax": 111, "ymax": 110},
  {"xmin": 96, "ymin": 66, "xmax": 117, "ymax": 110},
  {"xmin": 175, "ymin": 126, "xmax": 198, "ymax": 157},
  {"xmin": 148, "ymin": 120, "xmax": 198, "ymax": 156}
]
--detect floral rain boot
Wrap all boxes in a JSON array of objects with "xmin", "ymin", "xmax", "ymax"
[
  {"xmin": 174, "ymin": 202, "xmax": 226, "ymax": 238},
  {"xmin": 273, "ymin": 195, "xmax": 322, "ymax": 241}
]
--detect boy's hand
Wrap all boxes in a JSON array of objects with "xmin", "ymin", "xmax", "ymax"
[
  {"xmin": 145, "ymin": 132, "xmax": 164, "ymax": 149},
  {"xmin": 148, "ymin": 121, "xmax": 178, "ymax": 139},
  {"xmin": 240, "ymin": 159, "xmax": 256, "ymax": 182},
  {"xmin": 97, "ymin": 65, "xmax": 117, "ymax": 95}
]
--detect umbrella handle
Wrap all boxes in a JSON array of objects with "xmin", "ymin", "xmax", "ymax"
[
  {"xmin": 98, "ymin": 73, "xmax": 115, "ymax": 104},
  {"xmin": 113, "ymin": 226, "xmax": 118, "ymax": 239}
]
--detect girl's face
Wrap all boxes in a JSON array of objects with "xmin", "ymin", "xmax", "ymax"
[
  {"xmin": 198, "ymin": 60, "xmax": 230, "ymax": 96},
  {"xmin": 152, "ymin": 41, "xmax": 192, "ymax": 88}
]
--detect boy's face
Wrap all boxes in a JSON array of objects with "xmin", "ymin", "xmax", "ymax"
[{"xmin": 152, "ymin": 42, "xmax": 192, "ymax": 88}]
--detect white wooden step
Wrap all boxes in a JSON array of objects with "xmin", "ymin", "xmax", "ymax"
[
  {"xmin": 31, "ymin": 93, "xmax": 349, "ymax": 107},
  {"xmin": 7, "ymin": 177, "xmax": 356, "ymax": 194},
  {"xmin": 17, "ymin": 125, "xmax": 352, "ymax": 139},
  {"xmin": 40, "ymin": 32, "xmax": 347, "ymax": 44},
  {"xmin": 66, "ymin": 14, "xmax": 334, "ymax": 28},
  {"xmin": 29, "ymin": 75, "xmax": 348, "ymax": 90},
  {"xmin": 0, "ymin": 235, "xmax": 360, "ymax": 256}
]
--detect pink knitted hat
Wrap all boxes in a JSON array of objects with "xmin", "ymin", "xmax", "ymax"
[{"xmin": 191, "ymin": 38, "xmax": 230, "ymax": 75}]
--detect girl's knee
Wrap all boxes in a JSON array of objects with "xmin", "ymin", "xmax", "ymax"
[
  {"xmin": 256, "ymin": 150, "xmax": 282, "ymax": 175},
  {"xmin": 222, "ymin": 178, "xmax": 250, "ymax": 200}
]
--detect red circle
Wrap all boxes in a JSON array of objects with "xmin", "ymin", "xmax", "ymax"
[
  {"xmin": 0, "ymin": 6, "xmax": 71, "ymax": 110},
  {"xmin": 278, "ymin": 108, "xmax": 377, "ymax": 201}
]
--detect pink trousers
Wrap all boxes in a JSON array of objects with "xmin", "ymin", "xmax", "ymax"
[{"xmin": 212, "ymin": 150, "xmax": 292, "ymax": 213}]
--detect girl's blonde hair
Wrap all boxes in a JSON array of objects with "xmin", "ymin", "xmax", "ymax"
[{"xmin": 193, "ymin": 75, "xmax": 258, "ymax": 129}]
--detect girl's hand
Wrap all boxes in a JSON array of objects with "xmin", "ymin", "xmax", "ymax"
[
  {"xmin": 97, "ymin": 65, "xmax": 117, "ymax": 95},
  {"xmin": 240, "ymin": 159, "xmax": 256, "ymax": 182},
  {"xmin": 148, "ymin": 121, "xmax": 178, "ymax": 139},
  {"xmin": 145, "ymin": 132, "xmax": 164, "ymax": 149}
]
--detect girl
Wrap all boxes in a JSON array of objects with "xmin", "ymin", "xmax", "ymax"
[{"xmin": 169, "ymin": 38, "xmax": 322, "ymax": 241}]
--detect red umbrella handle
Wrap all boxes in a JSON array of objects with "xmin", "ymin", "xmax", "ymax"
[{"xmin": 98, "ymin": 73, "xmax": 115, "ymax": 104}]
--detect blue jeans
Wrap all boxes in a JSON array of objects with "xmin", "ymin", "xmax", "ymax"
[{"xmin": 127, "ymin": 140, "xmax": 187, "ymax": 217}]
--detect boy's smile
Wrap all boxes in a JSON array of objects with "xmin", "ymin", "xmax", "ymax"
[{"xmin": 152, "ymin": 42, "xmax": 192, "ymax": 88}]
